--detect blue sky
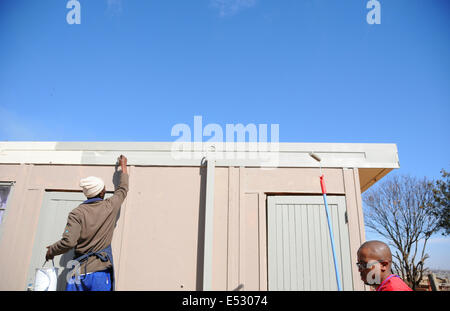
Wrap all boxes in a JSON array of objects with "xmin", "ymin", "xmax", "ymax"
[{"xmin": 0, "ymin": 1, "xmax": 449, "ymax": 269}]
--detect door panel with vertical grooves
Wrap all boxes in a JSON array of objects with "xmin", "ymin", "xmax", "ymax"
[{"xmin": 267, "ymin": 196, "xmax": 353, "ymax": 291}]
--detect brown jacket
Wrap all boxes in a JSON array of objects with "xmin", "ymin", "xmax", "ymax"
[{"xmin": 49, "ymin": 172, "xmax": 129, "ymax": 274}]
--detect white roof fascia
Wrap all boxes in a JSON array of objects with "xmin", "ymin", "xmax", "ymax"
[{"xmin": 0, "ymin": 142, "xmax": 400, "ymax": 169}]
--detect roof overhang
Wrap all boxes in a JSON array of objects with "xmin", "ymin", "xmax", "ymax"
[{"xmin": 0, "ymin": 142, "xmax": 399, "ymax": 192}]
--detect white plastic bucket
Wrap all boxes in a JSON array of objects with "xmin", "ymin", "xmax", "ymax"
[{"xmin": 34, "ymin": 260, "xmax": 58, "ymax": 291}]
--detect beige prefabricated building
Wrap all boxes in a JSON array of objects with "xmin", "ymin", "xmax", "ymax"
[{"xmin": 0, "ymin": 142, "xmax": 399, "ymax": 291}]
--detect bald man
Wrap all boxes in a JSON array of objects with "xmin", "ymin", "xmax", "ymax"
[{"xmin": 357, "ymin": 240, "xmax": 412, "ymax": 291}]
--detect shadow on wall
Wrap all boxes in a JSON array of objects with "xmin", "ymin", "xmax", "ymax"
[
  {"xmin": 196, "ymin": 165, "xmax": 207, "ymax": 290},
  {"xmin": 56, "ymin": 250, "xmax": 75, "ymax": 291}
]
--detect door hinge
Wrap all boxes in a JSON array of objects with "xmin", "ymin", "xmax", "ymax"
[{"xmin": 345, "ymin": 211, "xmax": 348, "ymax": 224}]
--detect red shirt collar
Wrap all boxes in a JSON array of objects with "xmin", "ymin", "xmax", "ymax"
[{"xmin": 376, "ymin": 274, "xmax": 399, "ymax": 291}]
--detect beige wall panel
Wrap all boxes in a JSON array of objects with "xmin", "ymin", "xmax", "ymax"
[
  {"xmin": 353, "ymin": 169, "xmax": 366, "ymax": 244},
  {"xmin": 212, "ymin": 167, "xmax": 229, "ymax": 290},
  {"xmin": 0, "ymin": 164, "xmax": 33, "ymax": 290},
  {"xmin": 117, "ymin": 167, "xmax": 203, "ymax": 290},
  {"xmin": 226, "ymin": 167, "xmax": 240, "ymax": 291},
  {"xmin": 241, "ymin": 193, "xmax": 260, "ymax": 290},
  {"xmin": 342, "ymin": 168, "xmax": 367, "ymax": 291},
  {"xmin": 258, "ymin": 192, "xmax": 268, "ymax": 290},
  {"xmin": 28, "ymin": 165, "xmax": 119, "ymax": 190},
  {"xmin": 0, "ymin": 164, "xmax": 22, "ymax": 181},
  {"xmin": 244, "ymin": 168, "xmax": 345, "ymax": 194}
]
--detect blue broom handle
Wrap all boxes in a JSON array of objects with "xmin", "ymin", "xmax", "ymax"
[{"xmin": 323, "ymin": 193, "xmax": 343, "ymax": 291}]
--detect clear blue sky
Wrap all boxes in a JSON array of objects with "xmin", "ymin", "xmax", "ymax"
[{"xmin": 0, "ymin": 1, "xmax": 449, "ymax": 269}]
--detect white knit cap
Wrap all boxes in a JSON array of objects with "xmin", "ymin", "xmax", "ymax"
[{"xmin": 79, "ymin": 176, "xmax": 105, "ymax": 198}]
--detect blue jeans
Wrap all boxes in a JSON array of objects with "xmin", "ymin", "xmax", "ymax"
[{"xmin": 66, "ymin": 269, "xmax": 112, "ymax": 291}]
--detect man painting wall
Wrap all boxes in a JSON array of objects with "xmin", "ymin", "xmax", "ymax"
[{"xmin": 45, "ymin": 155, "xmax": 129, "ymax": 291}]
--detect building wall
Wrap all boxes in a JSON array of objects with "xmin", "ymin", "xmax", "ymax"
[{"xmin": 0, "ymin": 164, "xmax": 366, "ymax": 291}]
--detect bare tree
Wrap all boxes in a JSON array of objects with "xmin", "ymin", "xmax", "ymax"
[{"xmin": 363, "ymin": 174, "xmax": 440, "ymax": 290}]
